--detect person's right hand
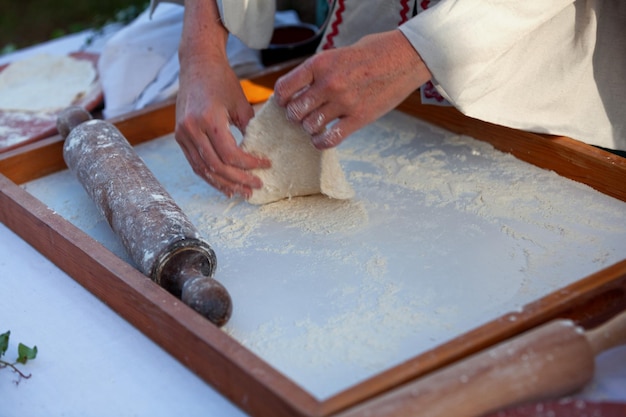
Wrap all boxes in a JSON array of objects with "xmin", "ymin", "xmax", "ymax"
[
  {"xmin": 175, "ymin": 56, "xmax": 270, "ymax": 199},
  {"xmin": 174, "ymin": 0, "xmax": 270, "ymax": 199}
]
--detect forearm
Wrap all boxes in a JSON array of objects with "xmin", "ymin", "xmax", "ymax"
[
  {"xmin": 178, "ymin": 0, "xmax": 229, "ymax": 71},
  {"xmin": 151, "ymin": 0, "xmax": 275, "ymax": 49}
]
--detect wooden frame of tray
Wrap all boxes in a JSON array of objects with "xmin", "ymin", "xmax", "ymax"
[{"xmin": 1, "ymin": 66, "xmax": 625, "ymax": 417}]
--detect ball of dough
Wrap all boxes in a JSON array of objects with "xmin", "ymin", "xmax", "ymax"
[{"xmin": 242, "ymin": 95, "xmax": 354, "ymax": 205}]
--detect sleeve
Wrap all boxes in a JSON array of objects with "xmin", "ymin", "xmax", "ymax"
[
  {"xmin": 398, "ymin": 1, "xmax": 616, "ymax": 149},
  {"xmin": 150, "ymin": 0, "xmax": 275, "ymax": 49}
]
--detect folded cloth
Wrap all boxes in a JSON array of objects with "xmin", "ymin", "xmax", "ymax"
[
  {"xmin": 98, "ymin": 3, "xmax": 184, "ymax": 118},
  {"xmin": 99, "ymin": 3, "xmax": 295, "ymax": 118}
]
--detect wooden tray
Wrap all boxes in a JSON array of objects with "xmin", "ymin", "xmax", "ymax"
[{"xmin": 1, "ymin": 67, "xmax": 625, "ymax": 417}]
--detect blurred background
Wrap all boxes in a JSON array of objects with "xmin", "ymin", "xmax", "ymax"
[
  {"xmin": 0, "ymin": 1, "xmax": 325, "ymax": 56},
  {"xmin": 0, "ymin": 1, "xmax": 149, "ymax": 55}
]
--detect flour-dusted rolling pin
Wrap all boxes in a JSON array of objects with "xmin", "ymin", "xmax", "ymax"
[
  {"xmin": 57, "ymin": 106, "xmax": 232, "ymax": 326},
  {"xmin": 337, "ymin": 309, "xmax": 626, "ymax": 417}
]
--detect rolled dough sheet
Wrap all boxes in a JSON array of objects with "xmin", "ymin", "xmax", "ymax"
[
  {"xmin": 242, "ymin": 95, "xmax": 354, "ymax": 205},
  {"xmin": 0, "ymin": 53, "xmax": 96, "ymax": 112}
]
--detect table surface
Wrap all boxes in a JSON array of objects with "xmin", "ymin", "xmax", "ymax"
[{"xmin": 1, "ymin": 30, "xmax": 625, "ymax": 417}]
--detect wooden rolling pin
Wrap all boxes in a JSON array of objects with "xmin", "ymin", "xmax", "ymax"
[
  {"xmin": 57, "ymin": 106, "xmax": 232, "ymax": 326},
  {"xmin": 337, "ymin": 309, "xmax": 626, "ymax": 417}
]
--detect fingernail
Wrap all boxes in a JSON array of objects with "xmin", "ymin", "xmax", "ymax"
[
  {"xmin": 235, "ymin": 186, "xmax": 252, "ymax": 200},
  {"xmin": 313, "ymin": 125, "xmax": 342, "ymax": 149},
  {"xmin": 303, "ymin": 112, "xmax": 325, "ymax": 135},
  {"xmin": 286, "ymin": 105, "xmax": 299, "ymax": 122},
  {"xmin": 203, "ymin": 170, "xmax": 215, "ymax": 183},
  {"xmin": 252, "ymin": 177, "xmax": 264, "ymax": 189},
  {"xmin": 286, "ymin": 96, "xmax": 313, "ymax": 122}
]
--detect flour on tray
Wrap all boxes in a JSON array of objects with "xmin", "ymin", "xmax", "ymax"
[{"xmin": 22, "ymin": 110, "xmax": 626, "ymax": 400}]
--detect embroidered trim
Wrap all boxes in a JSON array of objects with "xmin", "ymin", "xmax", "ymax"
[
  {"xmin": 321, "ymin": 0, "xmax": 346, "ymax": 50},
  {"xmin": 422, "ymin": 81, "xmax": 445, "ymax": 103},
  {"xmin": 399, "ymin": 0, "xmax": 412, "ymax": 24}
]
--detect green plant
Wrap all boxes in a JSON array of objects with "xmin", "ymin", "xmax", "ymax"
[{"xmin": 0, "ymin": 330, "xmax": 38, "ymax": 384}]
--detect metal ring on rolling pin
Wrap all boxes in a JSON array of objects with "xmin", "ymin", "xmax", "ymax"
[
  {"xmin": 152, "ymin": 237, "xmax": 232, "ymax": 327},
  {"xmin": 151, "ymin": 238, "xmax": 217, "ymax": 287}
]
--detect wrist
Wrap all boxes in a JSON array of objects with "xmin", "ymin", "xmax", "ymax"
[{"xmin": 388, "ymin": 29, "xmax": 432, "ymax": 88}]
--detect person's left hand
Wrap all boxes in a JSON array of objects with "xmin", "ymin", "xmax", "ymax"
[{"xmin": 273, "ymin": 29, "xmax": 432, "ymax": 149}]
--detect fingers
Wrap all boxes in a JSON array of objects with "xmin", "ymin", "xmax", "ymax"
[
  {"xmin": 273, "ymin": 31, "xmax": 431, "ymax": 153},
  {"xmin": 275, "ymin": 55, "xmax": 357, "ymax": 148},
  {"xmin": 177, "ymin": 136, "xmax": 246, "ymax": 198},
  {"xmin": 280, "ymin": 87, "xmax": 354, "ymax": 150},
  {"xmin": 301, "ymin": 107, "xmax": 328, "ymax": 136},
  {"xmin": 278, "ymin": 79, "xmax": 357, "ymax": 150},
  {"xmin": 310, "ymin": 116, "xmax": 362, "ymax": 150},
  {"xmin": 275, "ymin": 59, "xmax": 332, "ymax": 128},
  {"xmin": 274, "ymin": 61, "xmax": 314, "ymax": 107},
  {"xmin": 285, "ymin": 93, "xmax": 318, "ymax": 123},
  {"xmin": 302, "ymin": 97, "xmax": 362, "ymax": 135},
  {"xmin": 176, "ymin": 110, "xmax": 270, "ymax": 199}
]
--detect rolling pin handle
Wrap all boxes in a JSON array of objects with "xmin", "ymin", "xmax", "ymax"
[
  {"xmin": 178, "ymin": 266, "xmax": 233, "ymax": 327},
  {"xmin": 57, "ymin": 106, "xmax": 93, "ymax": 139},
  {"xmin": 155, "ymin": 240, "xmax": 231, "ymax": 327},
  {"xmin": 585, "ymin": 309, "xmax": 626, "ymax": 355}
]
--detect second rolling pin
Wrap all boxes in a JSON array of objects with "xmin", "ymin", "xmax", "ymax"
[
  {"xmin": 336, "ymin": 309, "xmax": 626, "ymax": 417},
  {"xmin": 57, "ymin": 106, "xmax": 232, "ymax": 326}
]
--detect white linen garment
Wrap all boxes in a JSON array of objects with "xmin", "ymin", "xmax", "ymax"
[
  {"xmin": 400, "ymin": 0, "xmax": 626, "ymax": 151},
  {"xmin": 151, "ymin": 0, "xmax": 625, "ymax": 151},
  {"xmin": 150, "ymin": 0, "xmax": 275, "ymax": 48}
]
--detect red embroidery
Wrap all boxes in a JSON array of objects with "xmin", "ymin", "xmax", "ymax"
[
  {"xmin": 399, "ymin": 0, "xmax": 411, "ymax": 24},
  {"xmin": 420, "ymin": 0, "xmax": 430, "ymax": 10},
  {"xmin": 423, "ymin": 81, "xmax": 445, "ymax": 102},
  {"xmin": 322, "ymin": 0, "xmax": 346, "ymax": 50}
]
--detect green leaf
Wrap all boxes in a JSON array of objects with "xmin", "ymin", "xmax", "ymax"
[
  {"xmin": 0, "ymin": 331, "xmax": 9, "ymax": 357},
  {"xmin": 16, "ymin": 343, "xmax": 37, "ymax": 364}
]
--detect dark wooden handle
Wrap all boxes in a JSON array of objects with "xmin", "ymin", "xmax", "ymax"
[
  {"xmin": 57, "ymin": 106, "xmax": 92, "ymax": 139},
  {"xmin": 178, "ymin": 264, "xmax": 233, "ymax": 327},
  {"xmin": 586, "ymin": 309, "xmax": 626, "ymax": 355}
]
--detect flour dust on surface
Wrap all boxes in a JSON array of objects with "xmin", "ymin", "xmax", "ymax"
[{"xmin": 23, "ymin": 110, "xmax": 626, "ymax": 399}]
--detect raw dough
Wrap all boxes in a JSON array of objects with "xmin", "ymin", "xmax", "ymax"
[
  {"xmin": 0, "ymin": 53, "xmax": 96, "ymax": 112},
  {"xmin": 242, "ymin": 95, "xmax": 354, "ymax": 205}
]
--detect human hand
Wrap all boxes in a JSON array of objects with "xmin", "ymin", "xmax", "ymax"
[
  {"xmin": 174, "ymin": 0, "xmax": 270, "ymax": 199},
  {"xmin": 175, "ymin": 58, "xmax": 270, "ymax": 199},
  {"xmin": 274, "ymin": 30, "xmax": 431, "ymax": 149}
]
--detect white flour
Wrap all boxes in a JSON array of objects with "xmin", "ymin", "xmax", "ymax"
[{"xmin": 23, "ymin": 110, "xmax": 626, "ymax": 399}]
